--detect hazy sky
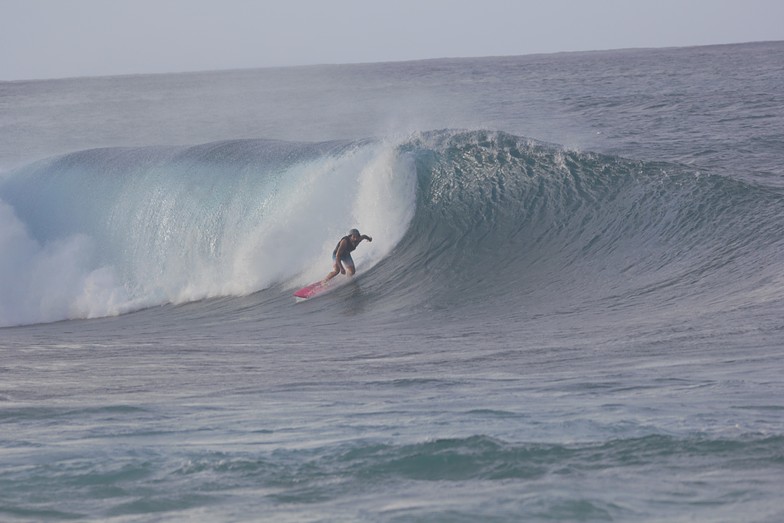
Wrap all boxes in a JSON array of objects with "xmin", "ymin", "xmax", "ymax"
[{"xmin": 2, "ymin": 0, "xmax": 783, "ymax": 80}]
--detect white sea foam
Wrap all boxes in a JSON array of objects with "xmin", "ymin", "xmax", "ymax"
[{"xmin": 0, "ymin": 140, "xmax": 416, "ymax": 326}]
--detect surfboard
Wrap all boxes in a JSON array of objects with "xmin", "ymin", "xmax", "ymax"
[{"xmin": 293, "ymin": 280, "xmax": 331, "ymax": 302}]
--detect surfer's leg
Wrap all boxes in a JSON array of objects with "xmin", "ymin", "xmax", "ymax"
[
  {"xmin": 324, "ymin": 255, "xmax": 340, "ymax": 282},
  {"xmin": 344, "ymin": 256, "xmax": 356, "ymax": 277}
]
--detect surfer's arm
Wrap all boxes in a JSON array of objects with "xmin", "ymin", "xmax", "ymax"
[{"xmin": 361, "ymin": 235, "xmax": 372, "ymax": 242}]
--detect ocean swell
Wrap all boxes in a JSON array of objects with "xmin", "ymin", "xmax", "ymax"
[{"xmin": 1, "ymin": 130, "xmax": 782, "ymax": 327}]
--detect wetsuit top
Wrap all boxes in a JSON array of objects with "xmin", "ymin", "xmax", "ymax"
[{"xmin": 332, "ymin": 235, "xmax": 358, "ymax": 258}]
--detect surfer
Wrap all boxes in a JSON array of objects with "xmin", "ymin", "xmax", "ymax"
[{"xmin": 324, "ymin": 228, "xmax": 372, "ymax": 282}]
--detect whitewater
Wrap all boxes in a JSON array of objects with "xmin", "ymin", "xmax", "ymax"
[{"xmin": 1, "ymin": 42, "xmax": 783, "ymax": 522}]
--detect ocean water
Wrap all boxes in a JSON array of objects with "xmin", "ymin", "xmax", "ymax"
[{"xmin": 1, "ymin": 42, "xmax": 783, "ymax": 522}]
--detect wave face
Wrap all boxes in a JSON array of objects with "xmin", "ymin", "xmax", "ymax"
[
  {"xmin": 1, "ymin": 130, "xmax": 782, "ymax": 327},
  {"xmin": 385, "ymin": 131, "xmax": 784, "ymax": 325}
]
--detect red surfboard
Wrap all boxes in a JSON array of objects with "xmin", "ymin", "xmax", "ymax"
[{"xmin": 293, "ymin": 280, "xmax": 332, "ymax": 302}]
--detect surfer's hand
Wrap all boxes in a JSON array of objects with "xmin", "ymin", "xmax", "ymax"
[{"xmin": 366, "ymin": 236, "xmax": 373, "ymax": 242}]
